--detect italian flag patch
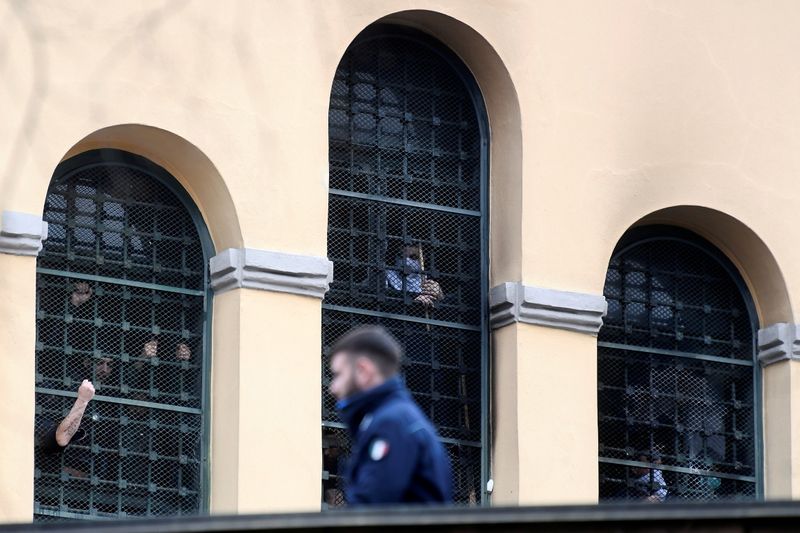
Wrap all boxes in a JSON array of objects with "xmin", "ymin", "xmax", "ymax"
[{"xmin": 370, "ymin": 439, "xmax": 390, "ymax": 461}]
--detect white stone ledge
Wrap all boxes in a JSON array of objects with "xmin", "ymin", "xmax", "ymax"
[
  {"xmin": 0, "ymin": 211, "xmax": 48, "ymax": 256},
  {"xmin": 209, "ymin": 248, "xmax": 333, "ymax": 299},
  {"xmin": 489, "ymin": 282, "xmax": 608, "ymax": 336},
  {"xmin": 758, "ymin": 323, "xmax": 800, "ymax": 366}
]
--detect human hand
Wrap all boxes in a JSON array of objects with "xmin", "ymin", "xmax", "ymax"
[
  {"xmin": 415, "ymin": 279, "xmax": 444, "ymax": 307},
  {"xmin": 415, "ymin": 294, "xmax": 437, "ymax": 307},
  {"xmin": 77, "ymin": 379, "xmax": 95, "ymax": 402},
  {"xmin": 142, "ymin": 339, "xmax": 158, "ymax": 358},
  {"xmin": 176, "ymin": 343, "xmax": 191, "ymax": 361},
  {"xmin": 421, "ymin": 279, "xmax": 444, "ymax": 299},
  {"xmin": 62, "ymin": 466, "xmax": 88, "ymax": 479},
  {"xmin": 70, "ymin": 282, "xmax": 93, "ymax": 307}
]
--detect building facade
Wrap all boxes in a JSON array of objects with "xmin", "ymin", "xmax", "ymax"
[{"xmin": 2, "ymin": 0, "xmax": 800, "ymax": 523}]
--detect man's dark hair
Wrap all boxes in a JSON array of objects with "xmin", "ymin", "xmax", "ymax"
[{"xmin": 330, "ymin": 325, "xmax": 403, "ymax": 376}]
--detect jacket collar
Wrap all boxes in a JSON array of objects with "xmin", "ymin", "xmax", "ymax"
[{"xmin": 336, "ymin": 376, "xmax": 404, "ymax": 436}]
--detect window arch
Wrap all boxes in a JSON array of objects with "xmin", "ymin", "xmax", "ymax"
[
  {"xmin": 34, "ymin": 149, "xmax": 213, "ymax": 520},
  {"xmin": 322, "ymin": 25, "xmax": 489, "ymax": 506},
  {"xmin": 598, "ymin": 226, "xmax": 760, "ymax": 502}
]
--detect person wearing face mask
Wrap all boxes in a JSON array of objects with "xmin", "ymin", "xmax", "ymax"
[
  {"xmin": 385, "ymin": 245, "xmax": 444, "ymax": 308},
  {"xmin": 382, "ymin": 244, "xmax": 461, "ymax": 434}
]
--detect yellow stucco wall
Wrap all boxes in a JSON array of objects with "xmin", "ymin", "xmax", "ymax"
[
  {"xmin": 211, "ymin": 289, "xmax": 322, "ymax": 514},
  {"xmin": 0, "ymin": 255, "xmax": 38, "ymax": 523},
  {"xmin": 6, "ymin": 0, "xmax": 800, "ymax": 308},
  {"xmin": 493, "ymin": 324, "xmax": 598, "ymax": 505},
  {"xmin": 2, "ymin": 0, "xmax": 800, "ymax": 521},
  {"xmin": 763, "ymin": 360, "xmax": 800, "ymax": 499}
]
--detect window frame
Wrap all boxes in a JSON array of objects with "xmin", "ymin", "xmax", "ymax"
[
  {"xmin": 598, "ymin": 224, "xmax": 763, "ymax": 500},
  {"xmin": 34, "ymin": 148, "xmax": 215, "ymax": 519},
  {"xmin": 322, "ymin": 24, "xmax": 492, "ymax": 504}
]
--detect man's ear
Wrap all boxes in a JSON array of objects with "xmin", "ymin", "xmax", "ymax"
[{"xmin": 355, "ymin": 355, "xmax": 376, "ymax": 376}]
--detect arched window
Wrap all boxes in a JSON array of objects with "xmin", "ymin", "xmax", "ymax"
[
  {"xmin": 598, "ymin": 227, "xmax": 760, "ymax": 502},
  {"xmin": 322, "ymin": 26, "xmax": 489, "ymax": 506},
  {"xmin": 34, "ymin": 150, "xmax": 213, "ymax": 520}
]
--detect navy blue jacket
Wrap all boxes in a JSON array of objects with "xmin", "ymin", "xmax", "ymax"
[{"xmin": 337, "ymin": 377, "xmax": 452, "ymax": 505}]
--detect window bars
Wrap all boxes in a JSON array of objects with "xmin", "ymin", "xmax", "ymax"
[
  {"xmin": 34, "ymin": 153, "xmax": 211, "ymax": 520},
  {"xmin": 598, "ymin": 234, "xmax": 758, "ymax": 502},
  {"xmin": 322, "ymin": 31, "xmax": 488, "ymax": 507}
]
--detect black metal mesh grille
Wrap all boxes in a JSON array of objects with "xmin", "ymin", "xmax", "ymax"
[
  {"xmin": 323, "ymin": 33, "xmax": 486, "ymax": 507},
  {"xmin": 598, "ymin": 236, "xmax": 758, "ymax": 502},
  {"xmin": 34, "ymin": 158, "xmax": 209, "ymax": 520}
]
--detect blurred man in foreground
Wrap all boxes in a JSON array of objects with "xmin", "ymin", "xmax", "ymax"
[{"xmin": 329, "ymin": 325, "xmax": 452, "ymax": 505}]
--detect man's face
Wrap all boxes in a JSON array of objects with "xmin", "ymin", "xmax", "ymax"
[
  {"xmin": 632, "ymin": 456, "xmax": 650, "ymax": 478},
  {"xmin": 403, "ymin": 246, "xmax": 420, "ymax": 261},
  {"xmin": 95, "ymin": 358, "xmax": 112, "ymax": 381},
  {"xmin": 329, "ymin": 352, "xmax": 358, "ymax": 402}
]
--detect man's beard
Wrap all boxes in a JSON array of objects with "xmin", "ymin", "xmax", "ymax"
[{"xmin": 344, "ymin": 365, "xmax": 361, "ymax": 399}]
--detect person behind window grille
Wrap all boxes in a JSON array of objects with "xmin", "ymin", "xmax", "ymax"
[
  {"xmin": 134, "ymin": 336, "xmax": 195, "ymax": 396},
  {"xmin": 385, "ymin": 245, "xmax": 444, "ymax": 307},
  {"xmin": 384, "ymin": 242, "xmax": 444, "ymax": 372},
  {"xmin": 629, "ymin": 451, "xmax": 668, "ymax": 503},
  {"xmin": 35, "ymin": 380, "xmax": 96, "ymax": 476},
  {"xmin": 384, "ymin": 243, "xmax": 470, "ymax": 454},
  {"xmin": 46, "ymin": 358, "xmax": 116, "ymax": 480},
  {"xmin": 322, "ymin": 429, "xmax": 347, "ymax": 508}
]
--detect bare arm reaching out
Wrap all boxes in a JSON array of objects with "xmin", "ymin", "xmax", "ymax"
[{"xmin": 55, "ymin": 380, "xmax": 95, "ymax": 447}]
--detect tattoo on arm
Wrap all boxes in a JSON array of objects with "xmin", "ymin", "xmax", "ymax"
[
  {"xmin": 55, "ymin": 398, "xmax": 89, "ymax": 446},
  {"xmin": 61, "ymin": 415, "xmax": 82, "ymax": 440}
]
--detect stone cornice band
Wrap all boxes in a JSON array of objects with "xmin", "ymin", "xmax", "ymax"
[
  {"xmin": 490, "ymin": 281, "xmax": 608, "ymax": 335},
  {"xmin": 210, "ymin": 248, "xmax": 333, "ymax": 298},
  {"xmin": 0, "ymin": 211, "xmax": 48, "ymax": 256},
  {"xmin": 758, "ymin": 323, "xmax": 800, "ymax": 366}
]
